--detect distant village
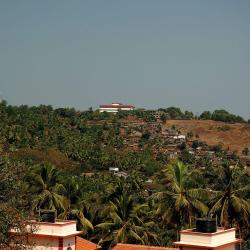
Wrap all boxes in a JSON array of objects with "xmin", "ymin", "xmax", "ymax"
[{"xmin": 93, "ymin": 102, "xmax": 250, "ymax": 178}]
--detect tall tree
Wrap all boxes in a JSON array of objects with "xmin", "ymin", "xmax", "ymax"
[
  {"xmin": 155, "ymin": 161, "xmax": 209, "ymax": 236},
  {"xmin": 58, "ymin": 176, "xmax": 94, "ymax": 235},
  {"xmin": 96, "ymin": 194, "xmax": 156, "ymax": 249},
  {"xmin": 25, "ymin": 163, "xmax": 67, "ymax": 212},
  {"xmin": 209, "ymin": 163, "xmax": 250, "ymax": 233},
  {"xmin": 0, "ymin": 158, "xmax": 33, "ymax": 249}
]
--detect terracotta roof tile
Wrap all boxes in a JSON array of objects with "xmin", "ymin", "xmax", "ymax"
[
  {"xmin": 99, "ymin": 104, "xmax": 135, "ymax": 108},
  {"xmin": 76, "ymin": 236, "xmax": 101, "ymax": 250},
  {"xmin": 112, "ymin": 243, "xmax": 178, "ymax": 250}
]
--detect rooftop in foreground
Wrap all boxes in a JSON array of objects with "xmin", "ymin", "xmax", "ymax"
[
  {"xmin": 76, "ymin": 236, "xmax": 101, "ymax": 250},
  {"xmin": 113, "ymin": 243, "xmax": 177, "ymax": 250},
  {"xmin": 26, "ymin": 219, "xmax": 82, "ymax": 237},
  {"xmin": 174, "ymin": 227, "xmax": 242, "ymax": 249}
]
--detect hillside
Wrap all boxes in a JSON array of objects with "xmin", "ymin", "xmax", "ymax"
[
  {"xmin": 1, "ymin": 104, "xmax": 249, "ymax": 249},
  {"xmin": 165, "ymin": 119, "xmax": 250, "ymax": 154}
]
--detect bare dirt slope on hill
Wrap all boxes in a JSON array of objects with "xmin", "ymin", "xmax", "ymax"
[{"xmin": 165, "ymin": 120, "xmax": 250, "ymax": 154}]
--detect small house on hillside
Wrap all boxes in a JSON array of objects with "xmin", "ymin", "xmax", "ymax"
[{"xmin": 109, "ymin": 167, "xmax": 119, "ymax": 173}]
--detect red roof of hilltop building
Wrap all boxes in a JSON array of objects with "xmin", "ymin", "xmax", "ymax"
[
  {"xmin": 76, "ymin": 237, "xmax": 101, "ymax": 250},
  {"xmin": 112, "ymin": 243, "xmax": 177, "ymax": 250},
  {"xmin": 99, "ymin": 103, "xmax": 135, "ymax": 108}
]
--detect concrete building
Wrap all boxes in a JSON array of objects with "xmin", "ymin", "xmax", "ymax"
[
  {"xmin": 174, "ymin": 227, "xmax": 241, "ymax": 250},
  {"xmin": 26, "ymin": 219, "xmax": 81, "ymax": 250},
  {"xmin": 109, "ymin": 167, "xmax": 119, "ymax": 172},
  {"xmin": 11, "ymin": 218, "xmax": 100, "ymax": 250},
  {"xmin": 99, "ymin": 103, "xmax": 135, "ymax": 113}
]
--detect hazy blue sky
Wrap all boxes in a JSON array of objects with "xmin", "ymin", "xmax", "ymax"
[{"xmin": 0, "ymin": 0, "xmax": 249, "ymax": 118}]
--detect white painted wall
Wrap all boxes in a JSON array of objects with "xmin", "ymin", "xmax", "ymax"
[
  {"xmin": 99, "ymin": 107, "xmax": 134, "ymax": 113},
  {"xmin": 180, "ymin": 229, "xmax": 236, "ymax": 246},
  {"xmin": 30, "ymin": 237, "xmax": 58, "ymax": 250},
  {"xmin": 28, "ymin": 221, "xmax": 78, "ymax": 237}
]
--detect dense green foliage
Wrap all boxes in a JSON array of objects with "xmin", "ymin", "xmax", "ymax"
[
  {"xmin": 0, "ymin": 101, "xmax": 249, "ymax": 249},
  {"xmin": 158, "ymin": 107, "xmax": 194, "ymax": 119},
  {"xmin": 2, "ymin": 160, "xmax": 248, "ymax": 249},
  {"xmin": 0, "ymin": 102, "xmax": 162, "ymax": 173},
  {"xmin": 0, "ymin": 159, "xmax": 33, "ymax": 249},
  {"xmin": 200, "ymin": 109, "xmax": 245, "ymax": 123}
]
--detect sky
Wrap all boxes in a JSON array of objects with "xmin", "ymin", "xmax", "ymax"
[{"xmin": 0, "ymin": 0, "xmax": 250, "ymax": 118}]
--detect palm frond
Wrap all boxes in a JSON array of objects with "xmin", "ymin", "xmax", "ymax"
[
  {"xmin": 96, "ymin": 222, "xmax": 116, "ymax": 229},
  {"xmin": 128, "ymin": 229, "xmax": 144, "ymax": 243}
]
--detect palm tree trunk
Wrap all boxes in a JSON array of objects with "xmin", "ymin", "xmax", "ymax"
[
  {"xmin": 188, "ymin": 212, "xmax": 192, "ymax": 228},
  {"xmin": 238, "ymin": 223, "xmax": 242, "ymax": 250}
]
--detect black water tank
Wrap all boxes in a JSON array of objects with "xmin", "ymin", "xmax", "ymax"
[
  {"xmin": 196, "ymin": 218, "xmax": 217, "ymax": 233},
  {"xmin": 37, "ymin": 210, "xmax": 56, "ymax": 223}
]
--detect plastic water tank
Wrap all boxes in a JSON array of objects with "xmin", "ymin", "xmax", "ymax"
[
  {"xmin": 196, "ymin": 218, "xmax": 217, "ymax": 233},
  {"xmin": 37, "ymin": 210, "xmax": 56, "ymax": 223}
]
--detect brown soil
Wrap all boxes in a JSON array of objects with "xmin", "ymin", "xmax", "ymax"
[{"xmin": 165, "ymin": 120, "xmax": 250, "ymax": 154}]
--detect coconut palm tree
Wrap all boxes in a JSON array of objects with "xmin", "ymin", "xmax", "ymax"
[
  {"xmin": 155, "ymin": 161, "xmax": 209, "ymax": 234},
  {"xmin": 209, "ymin": 163, "xmax": 250, "ymax": 232},
  {"xmin": 58, "ymin": 176, "xmax": 94, "ymax": 235},
  {"xmin": 25, "ymin": 163, "xmax": 67, "ymax": 212},
  {"xmin": 95, "ymin": 193, "xmax": 156, "ymax": 249}
]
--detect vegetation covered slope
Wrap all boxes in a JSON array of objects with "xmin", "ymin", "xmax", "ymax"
[{"xmin": 0, "ymin": 101, "xmax": 249, "ymax": 249}]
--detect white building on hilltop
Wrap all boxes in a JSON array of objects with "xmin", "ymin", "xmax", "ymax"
[{"xmin": 99, "ymin": 103, "xmax": 135, "ymax": 113}]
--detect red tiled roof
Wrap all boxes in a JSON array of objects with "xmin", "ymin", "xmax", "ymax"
[
  {"xmin": 76, "ymin": 237, "xmax": 101, "ymax": 250},
  {"xmin": 99, "ymin": 104, "xmax": 135, "ymax": 108},
  {"xmin": 112, "ymin": 243, "xmax": 178, "ymax": 250}
]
